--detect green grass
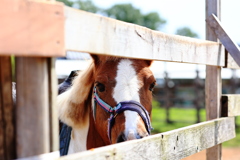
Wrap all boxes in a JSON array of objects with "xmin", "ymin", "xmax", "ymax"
[
  {"xmin": 11, "ymin": 56, "xmax": 15, "ymax": 81},
  {"xmin": 151, "ymin": 100, "xmax": 240, "ymax": 148}
]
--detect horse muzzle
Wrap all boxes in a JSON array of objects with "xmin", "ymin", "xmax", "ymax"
[
  {"xmin": 108, "ymin": 101, "xmax": 152, "ymax": 143},
  {"xmin": 117, "ymin": 129, "xmax": 149, "ymax": 143},
  {"xmin": 93, "ymin": 88, "xmax": 153, "ymax": 143}
]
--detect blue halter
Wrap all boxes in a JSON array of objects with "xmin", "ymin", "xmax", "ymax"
[{"xmin": 93, "ymin": 87, "xmax": 153, "ymax": 142}]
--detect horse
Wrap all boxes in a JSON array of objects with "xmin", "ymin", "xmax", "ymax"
[{"xmin": 57, "ymin": 55, "xmax": 156, "ymax": 155}]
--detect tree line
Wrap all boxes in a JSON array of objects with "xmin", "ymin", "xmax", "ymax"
[{"xmin": 58, "ymin": 0, "xmax": 199, "ymax": 38}]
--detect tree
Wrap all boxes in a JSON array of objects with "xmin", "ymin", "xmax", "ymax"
[
  {"xmin": 75, "ymin": 0, "xmax": 99, "ymax": 13},
  {"xmin": 57, "ymin": 0, "xmax": 74, "ymax": 7},
  {"xmin": 175, "ymin": 27, "xmax": 199, "ymax": 38},
  {"xmin": 57, "ymin": 0, "xmax": 99, "ymax": 13},
  {"xmin": 143, "ymin": 12, "xmax": 166, "ymax": 30},
  {"xmin": 57, "ymin": 1, "xmax": 166, "ymax": 30},
  {"xmin": 104, "ymin": 4, "xmax": 143, "ymax": 25},
  {"xmin": 104, "ymin": 4, "xmax": 166, "ymax": 30}
]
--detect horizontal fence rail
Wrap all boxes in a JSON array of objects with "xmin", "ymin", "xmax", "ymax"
[
  {"xmin": 0, "ymin": 0, "xmax": 65, "ymax": 57},
  {"xmin": 206, "ymin": 14, "xmax": 240, "ymax": 69},
  {"xmin": 222, "ymin": 94, "xmax": 240, "ymax": 117},
  {"xmin": 65, "ymin": 7, "xmax": 226, "ymax": 67},
  {"xmin": 57, "ymin": 117, "xmax": 235, "ymax": 160},
  {"xmin": 1, "ymin": 1, "xmax": 239, "ymax": 69}
]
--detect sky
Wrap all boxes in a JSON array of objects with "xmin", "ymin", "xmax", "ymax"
[
  {"xmin": 90, "ymin": 0, "xmax": 240, "ymax": 79},
  {"xmin": 92, "ymin": 0, "xmax": 240, "ymax": 43}
]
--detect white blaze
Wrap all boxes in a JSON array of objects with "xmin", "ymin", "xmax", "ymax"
[{"xmin": 113, "ymin": 59, "xmax": 140, "ymax": 138}]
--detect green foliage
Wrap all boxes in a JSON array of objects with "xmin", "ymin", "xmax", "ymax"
[
  {"xmin": 143, "ymin": 12, "xmax": 166, "ymax": 30},
  {"xmin": 57, "ymin": 0, "xmax": 74, "ymax": 7},
  {"xmin": 151, "ymin": 100, "xmax": 240, "ymax": 147},
  {"xmin": 11, "ymin": 56, "xmax": 15, "ymax": 81},
  {"xmin": 57, "ymin": 0, "xmax": 99, "ymax": 13},
  {"xmin": 76, "ymin": 0, "xmax": 99, "ymax": 13},
  {"xmin": 175, "ymin": 27, "xmax": 199, "ymax": 38},
  {"xmin": 104, "ymin": 4, "xmax": 166, "ymax": 30},
  {"xmin": 105, "ymin": 4, "xmax": 142, "ymax": 25},
  {"xmin": 57, "ymin": 1, "xmax": 166, "ymax": 30}
]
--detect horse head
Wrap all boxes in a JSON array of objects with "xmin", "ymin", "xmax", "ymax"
[{"xmin": 57, "ymin": 55, "xmax": 156, "ymax": 153}]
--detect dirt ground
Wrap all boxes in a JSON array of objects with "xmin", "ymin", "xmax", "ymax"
[{"xmin": 183, "ymin": 148, "xmax": 240, "ymax": 160}]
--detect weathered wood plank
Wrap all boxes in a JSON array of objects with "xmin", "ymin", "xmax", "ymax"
[
  {"xmin": 221, "ymin": 94, "xmax": 240, "ymax": 117},
  {"xmin": 205, "ymin": 66, "xmax": 222, "ymax": 120},
  {"xmin": 57, "ymin": 117, "xmax": 235, "ymax": 160},
  {"xmin": 65, "ymin": 7, "xmax": 225, "ymax": 66},
  {"xmin": 0, "ymin": 56, "xmax": 15, "ymax": 160},
  {"xmin": 47, "ymin": 58, "xmax": 59, "ymax": 152},
  {"xmin": 16, "ymin": 57, "xmax": 50, "ymax": 158},
  {"xmin": 225, "ymin": 51, "xmax": 240, "ymax": 69},
  {"xmin": 205, "ymin": 1, "xmax": 222, "ymax": 160},
  {"xmin": 206, "ymin": 14, "xmax": 240, "ymax": 69},
  {"xmin": 16, "ymin": 151, "xmax": 60, "ymax": 160},
  {"xmin": 0, "ymin": 58, "xmax": 6, "ymax": 159},
  {"xmin": 0, "ymin": 0, "xmax": 65, "ymax": 57}
]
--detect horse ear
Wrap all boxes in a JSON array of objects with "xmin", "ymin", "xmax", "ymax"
[
  {"xmin": 145, "ymin": 60, "xmax": 153, "ymax": 66},
  {"xmin": 91, "ymin": 54, "xmax": 100, "ymax": 66}
]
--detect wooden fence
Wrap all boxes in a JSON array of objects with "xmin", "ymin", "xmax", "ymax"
[{"xmin": 0, "ymin": 0, "xmax": 239, "ymax": 159}]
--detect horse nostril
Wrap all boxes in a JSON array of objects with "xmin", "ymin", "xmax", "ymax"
[
  {"xmin": 117, "ymin": 132, "xmax": 149, "ymax": 143},
  {"xmin": 117, "ymin": 133, "xmax": 126, "ymax": 143},
  {"xmin": 136, "ymin": 132, "xmax": 149, "ymax": 139},
  {"xmin": 142, "ymin": 132, "xmax": 149, "ymax": 138}
]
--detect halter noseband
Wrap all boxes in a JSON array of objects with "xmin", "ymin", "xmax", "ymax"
[{"xmin": 93, "ymin": 87, "xmax": 153, "ymax": 142}]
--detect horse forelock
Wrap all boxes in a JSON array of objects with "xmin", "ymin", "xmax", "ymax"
[
  {"xmin": 57, "ymin": 61, "xmax": 95, "ymax": 128},
  {"xmin": 70, "ymin": 62, "xmax": 95, "ymax": 104}
]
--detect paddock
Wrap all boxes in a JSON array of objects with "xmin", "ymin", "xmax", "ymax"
[{"xmin": 0, "ymin": 0, "xmax": 239, "ymax": 159}]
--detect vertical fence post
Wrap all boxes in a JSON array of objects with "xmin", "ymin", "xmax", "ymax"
[
  {"xmin": 194, "ymin": 69, "xmax": 202, "ymax": 123},
  {"xmin": 0, "ymin": 56, "xmax": 15, "ymax": 160},
  {"xmin": 16, "ymin": 57, "xmax": 50, "ymax": 158},
  {"xmin": 164, "ymin": 72, "xmax": 172, "ymax": 123},
  {"xmin": 205, "ymin": 0, "xmax": 222, "ymax": 160},
  {"xmin": 47, "ymin": 58, "xmax": 59, "ymax": 152}
]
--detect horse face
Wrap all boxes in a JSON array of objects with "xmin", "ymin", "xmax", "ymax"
[{"xmin": 92, "ymin": 56, "xmax": 155, "ymax": 144}]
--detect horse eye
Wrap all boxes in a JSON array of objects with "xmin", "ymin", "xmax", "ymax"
[
  {"xmin": 149, "ymin": 82, "xmax": 156, "ymax": 92},
  {"xmin": 96, "ymin": 82, "xmax": 105, "ymax": 92}
]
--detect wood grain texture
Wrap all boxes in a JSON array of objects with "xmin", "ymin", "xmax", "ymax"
[
  {"xmin": 221, "ymin": 94, "xmax": 240, "ymax": 117},
  {"xmin": 47, "ymin": 58, "xmax": 59, "ymax": 152},
  {"xmin": 205, "ymin": 0, "xmax": 222, "ymax": 160},
  {"xmin": 226, "ymin": 51, "xmax": 240, "ymax": 69},
  {"xmin": 0, "ymin": 80, "xmax": 4, "ymax": 159},
  {"xmin": 65, "ymin": 7, "xmax": 224, "ymax": 66},
  {"xmin": 0, "ymin": 56, "xmax": 15, "ymax": 160},
  {"xmin": 16, "ymin": 57, "xmax": 50, "ymax": 158},
  {"xmin": 206, "ymin": 14, "xmax": 240, "ymax": 68},
  {"xmin": 16, "ymin": 151, "xmax": 60, "ymax": 160},
  {"xmin": 205, "ymin": 66, "xmax": 222, "ymax": 120},
  {"xmin": 57, "ymin": 117, "xmax": 235, "ymax": 160},
  {"xmin": 0, "ymin": 0, "xmax": 65, "ymax": 57}
]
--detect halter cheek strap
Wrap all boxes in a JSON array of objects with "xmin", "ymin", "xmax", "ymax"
[
  {"xmin": 93, "ymin": 87, "xmax": 153, "ymax": 142},
  {"xmin": 93, "ymin": 87, "xmax": 121, "ymax": 113}
]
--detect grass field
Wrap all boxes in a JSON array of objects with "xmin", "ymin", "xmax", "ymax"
[{"xmin": 151, "ymin": 100, "xmax": 240, "ymax": 148}]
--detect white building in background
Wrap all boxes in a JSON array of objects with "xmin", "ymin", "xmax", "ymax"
[
  {"xmin": 56, "ymin": 52, "xmax": 92, "ymax": 79},
  {"xmin": 151, "ymin": 61, "xmax": 240, "ymax": 79},
  {"xmin": 56, "ymin": 52, "xmax": 239, "ymax": 80}
]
